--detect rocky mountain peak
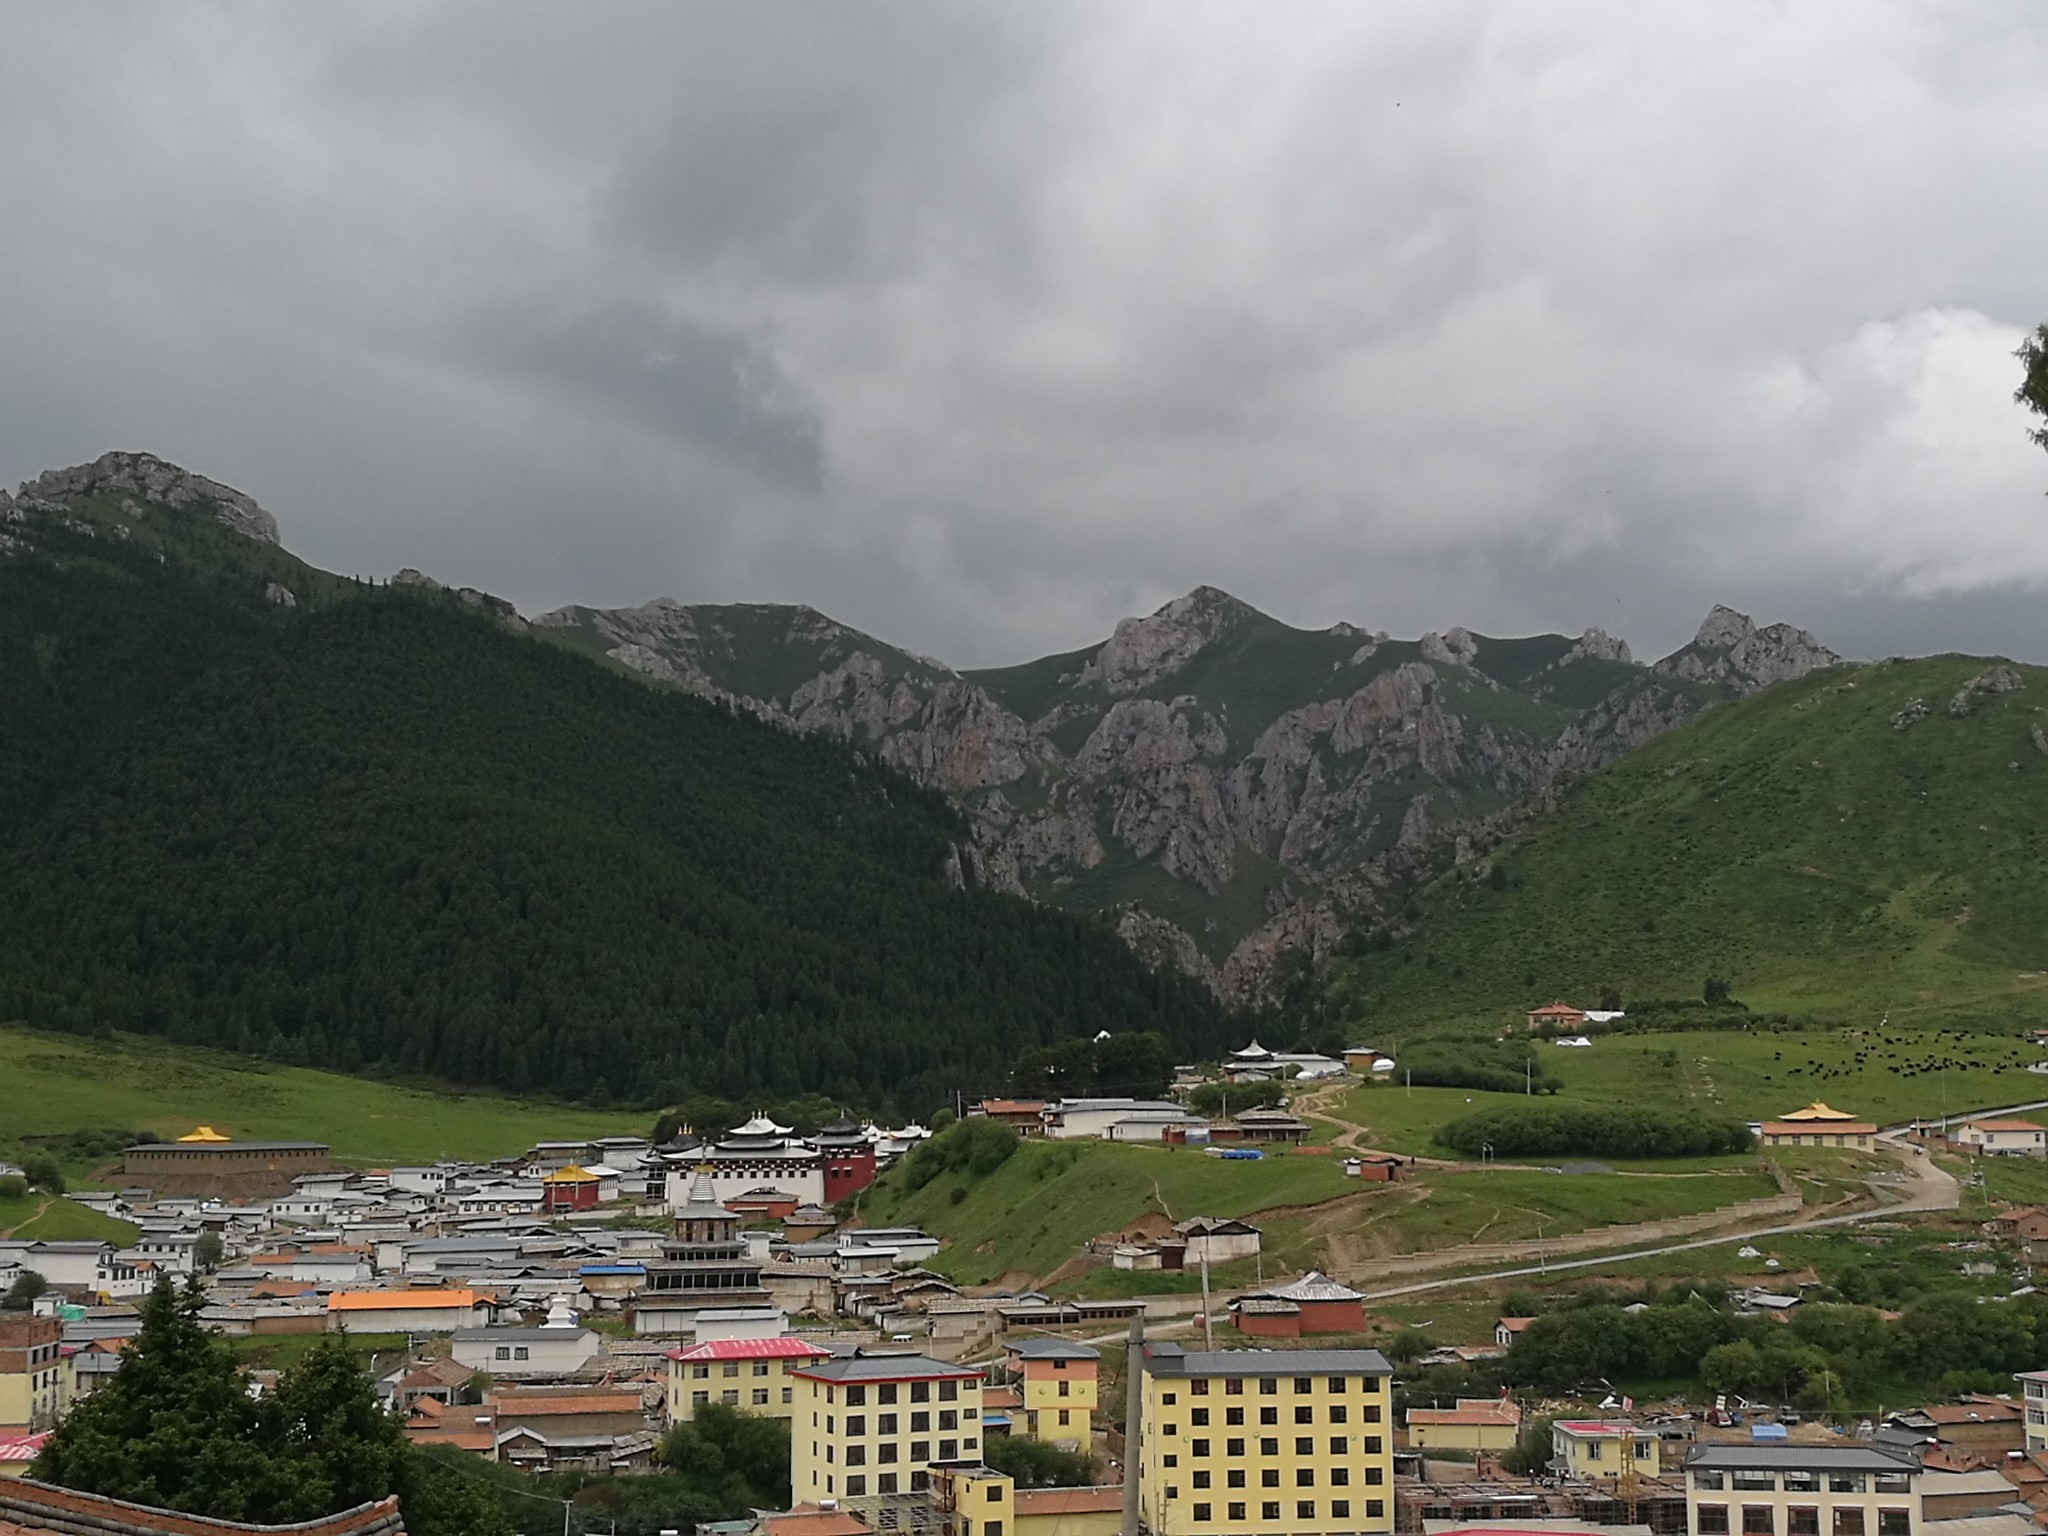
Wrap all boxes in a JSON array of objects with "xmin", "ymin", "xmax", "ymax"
[
  {"xmin": 1655, "ymin": 604, "xmax": 1839, "ymax": 695},
  {"xmin": 19, "ymin": 452, "xmax": 280, "ymax": 545},
  {"xmin": 1567, "ymin": 626, "xmax": 1633, "ymax": 665},
  {"xmin": 1418, "ymin": 627, "xmax": 1479, "ymax": 667},
  {"xmin": 1690, "ymin": 603, "xmax": 1757, "ymax": 650},
  {"xmin": 1080, "ymin": 585, "xmax": 1259, "ymax": 695}
]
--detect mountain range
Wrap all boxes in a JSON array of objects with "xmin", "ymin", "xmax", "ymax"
[
  {"xmin": 0, "ymin": 453, "xmax": 1235, "ymax": 1108},
  {"xmin": 536, "ymin": 584, "xmax": 1839, "ymax": 999},
  {"xmin": 0, "ymin": 450, "xmax": 1852, "ymax": 1022}
]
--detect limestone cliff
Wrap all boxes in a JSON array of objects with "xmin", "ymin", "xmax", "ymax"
[{"xmin": 540, "ymin": 589, "xmax": 1841, "ymax": 1003}]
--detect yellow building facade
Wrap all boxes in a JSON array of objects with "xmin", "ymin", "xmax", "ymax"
[
  {"xmin": 665, "ymin": 1337, "xmax": 832, "ymax": 1424},
  {"xmin": 1138, "ymin": 1342, "xmax": 1395, "ymax": 1536},
  {"xmin": 1405, "ymin": 1397, "xmax": 1522, "ymax": 1453},
  {"xmin": 1006, "ymin": 1339, "xmax": 1099, "ymax": 1451},
  {"xmin": 791, "ymin": 1352, "xmax": 987, "ymax": 1511},
  {"xmin": 0, "ymin": 1316, "xmax": 68, "ymax": 1432},
  {"xmin": 1551, "ymin": 1421, "xmax": 1659, "ymax": 1479}
]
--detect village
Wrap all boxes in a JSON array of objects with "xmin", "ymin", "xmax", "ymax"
[{"xmin": 9, "ymin": 1015, "xmax": 2048, "ymax": 1536}]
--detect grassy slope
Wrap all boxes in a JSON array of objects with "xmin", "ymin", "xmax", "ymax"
[
  {"xmin": 0, "ymin": 1023, "xmax": 641, "ymax": 1172},
  {"xmin": 1335, "ymin": 1029, "xmax": 2045, "ymax": 1155},
  {"xmin": 0, "ymin": 1188, "xmax": 140, "ymax": 1244},
  {"xmin": 857, "ymin": 1136, "xmax": 1785, "ymax": 1286},
  {"xmin": 857, "ymin": 1139, "xmax": 1355, "ymax": 1285},
  {"xmin": 1331, "ymin": 655, "xmax": 2048, "ymax": 1032}
]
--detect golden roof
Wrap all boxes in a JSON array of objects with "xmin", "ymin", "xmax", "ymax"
[
  {"xmin": 177, "ymin": 1125, "xmax": 233, "ymax": 1143},
  {"xmin": 1776, "ymin": 1102, "xmax": 1860, "ymax": 1122}
]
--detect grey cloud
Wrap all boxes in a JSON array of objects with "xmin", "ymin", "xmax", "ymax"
[
  {"xmin": 465, "ymin": 301, "xmax": 824, "ymax": 490},
  {"xmin": 1, "ymin": 1, "xmax": 2047, "ymax": 672}
]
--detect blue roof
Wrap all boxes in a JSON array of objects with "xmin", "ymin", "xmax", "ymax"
[{"xmin": 579, "ymin": 1263, "xmax": 646, "ymax": 1275}]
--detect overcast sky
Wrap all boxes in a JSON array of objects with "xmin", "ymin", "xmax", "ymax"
[{"xmin": 3, "ymin": 2, "xmax": 2046, "ymax": 666}]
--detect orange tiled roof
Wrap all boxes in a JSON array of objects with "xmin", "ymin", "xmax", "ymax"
[
  {"xmin": 763, "ymin": 1508, "xmax": 873, "ymax": 1536},
  {"xmin": 1409, "ymin": 1398, "xmax": 1522, "ymax": 1426},
  {"xmin": 488, "ymin": 1392, "xmax": 641, "ymax": 1416},
  {"xmin": 328, "ymin": 1288, "xmax": 488, "ymax": 1312},
  {"xmin": 1014, "ymin": 1487, "xmax": 1125, "ymax": 1517}
]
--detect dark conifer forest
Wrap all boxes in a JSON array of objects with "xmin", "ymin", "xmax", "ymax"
[{"xmin": 0, "ymin": 506, "xmax": 1236, "ymax": 1112}]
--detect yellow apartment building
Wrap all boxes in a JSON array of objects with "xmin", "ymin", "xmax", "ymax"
[
  {"xmin": 791, "ymin": 1351, "xmax": 986, "ymax": 1514},
  {"xmin": 1004, "ymin": 1338, "xmax": 1099, "ymax": 1451},
  {"xmin": 0, "ymin": 1316, "xmax": 67, "ymax": 1432},
  {"xmin": 1686, "ymin": 1443, "xmax": 1921, "ymax": 1536},
  {"xmin": 665, "ymin": 1336, "xmax": 832, "ymax": 1424},
  {"xmin": 1138, "ymin": 1342, "xmax": 1395, "ymax": 1536},
  {"xmin": 1551, "ymin": 1420, "xmax": 1659, "ymax": 1479}
]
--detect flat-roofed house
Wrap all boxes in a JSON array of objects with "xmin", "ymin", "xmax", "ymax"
[{"xmin": 1551, "ymin": 1421, "xmax": 1658, "ymax": 1479}]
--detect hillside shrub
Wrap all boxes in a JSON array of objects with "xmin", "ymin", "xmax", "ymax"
[
  {"xmin": 1188, "ymin": 1080, "xmax": 1288, "ymax": 1117},
  {"xmin": 1400, "ymin": 1039, "xmax": 1557, "ymax": 1095},
  {"xmin": 1438, "ymin": 1104, "xmax": 1753, "ymax": 1158},
  {"xmin": 899, "ymin": 1118, "xmax": 1020, "ymax": 1192}
]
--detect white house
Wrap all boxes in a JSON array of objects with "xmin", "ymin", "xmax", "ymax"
[
  {"xmin": 1958, "ymin": 1118, "xmax": 2048, "ymax": 1157},
  {"xmin": 0, "ymin": 1241, "xmax": 113, "ymax": 1294},
  {"xmin": 451, "ymin": 1298, "xmax": 600, "ymax": 1378},
  {"xmin": 690, "ymin": 1306, "xmax": 788, "ymax": 1342},
  {"xmin": 1175, "ymin": 1216, "xmax": 1262, "ymax": 1265},
  {"xmin": 1043, "ymin": 1099, "xmax": 1199, "ymax": 1140}
]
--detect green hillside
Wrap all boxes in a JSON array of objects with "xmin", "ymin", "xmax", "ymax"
[
  {"xmin": 0, "ymin": 476, "xmax": 1236, "ymax": 1112},
  {"xmin": 0, "ymin": 1022, "xmax": 641, "ymax": 1173},
  {"xmin": 1330, "ymin": 655, "xmax": 2048, "ymax": 1032}
]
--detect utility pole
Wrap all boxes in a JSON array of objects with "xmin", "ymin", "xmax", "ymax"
[
  {"xmin": 1123, "ymin": 1311, "xmax": 1145, "ymax": 1536},
  {"xmin": 1200, "ymin": 1254, "xmax": 1214, "ymax": 1349},
  {"xmin": 1525, "ymin": 1058, "xmax": 1532, "ymax": 1096}
]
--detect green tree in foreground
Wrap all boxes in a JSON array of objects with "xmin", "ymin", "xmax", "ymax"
[
  {"xmin": 2019, "ymin": 323, "xmax": 2048, "ymax": 453},
  {"xmin": 982, "ymin": 1432, "xmax": 1094, "ymax": 1488},
  {"xmin": 651, "ymin": 1404, "xmax": 792, "ymax": 1511},
  {"xmin": 2, "ymin": 1271, "xmax": 49, "ymax": 1310},
  {"xmin": 33, "ymin": 1278, "xmax": 507, "ymax": 1536}
]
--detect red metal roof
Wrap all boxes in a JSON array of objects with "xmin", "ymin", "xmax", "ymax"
[{"xmin": 666, "ymin": 1336, "xmax": 835, "ymax": 1362}]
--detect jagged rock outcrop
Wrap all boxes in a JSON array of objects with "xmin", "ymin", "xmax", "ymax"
[
  {"xmin": 17, "ymin": 451, "xmax": 280, "ymax": 544},
  {"xmin": 539, "ymin": 583, "xmax": 1838, "ymax": 1004},
  {"xmin": 1078, "ymin": 586, "xmax": 1253, "ymax": 694},
  {"xmin": 1654, "ymin": 605, "xmax": 1840, "ymax": 694},
  {"xmin": 1949, "ymin": 665, "xmax": 2023, "ymax": 717}
]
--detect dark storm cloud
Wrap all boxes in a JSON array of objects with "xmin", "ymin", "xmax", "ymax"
[
  {"xmin": 1, "ymin": 2, "xmax": 2046, "ymax": 667},
  {"xmin": 466, "ymin": 302, "xmax": 824, "ymax": 490}
]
